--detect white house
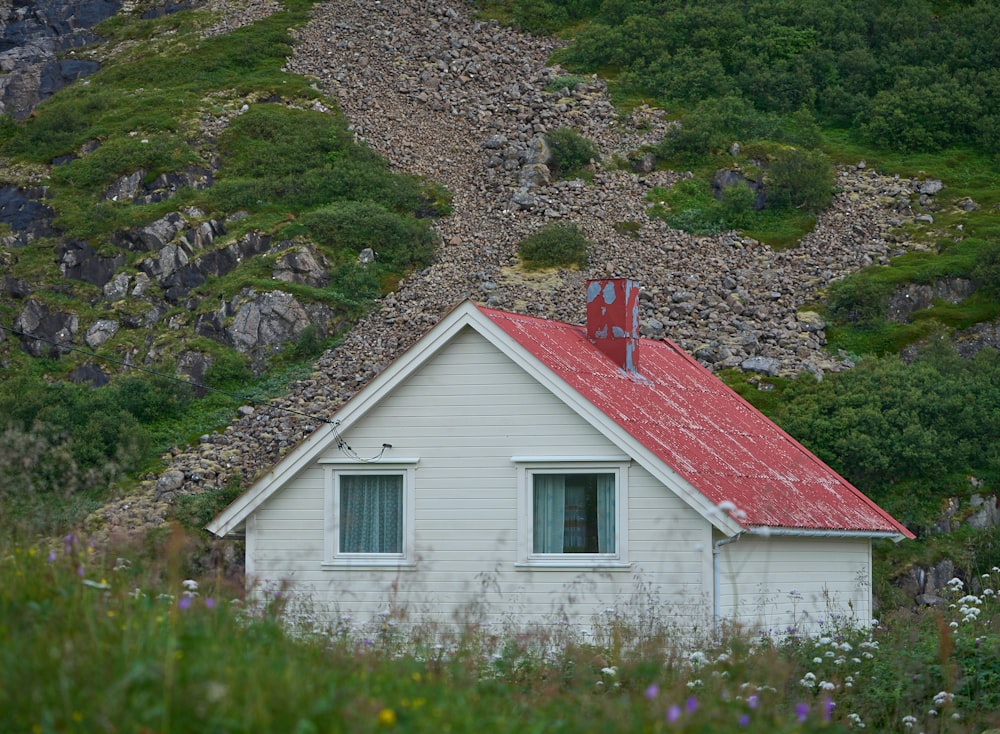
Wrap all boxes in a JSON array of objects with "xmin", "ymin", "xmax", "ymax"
[{"xmin": 208, "ymin": 278, "xmax": 912, "ymax": 635}]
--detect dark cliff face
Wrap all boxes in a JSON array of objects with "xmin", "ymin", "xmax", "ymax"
[{"xmin": 0, "ymin": 0, "xmax": 122, "ymax": 117}]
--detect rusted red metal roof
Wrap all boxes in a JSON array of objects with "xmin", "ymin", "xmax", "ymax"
[{"xmin": 481, "ymin": 305, "xmax": 913, "ymax": 537}]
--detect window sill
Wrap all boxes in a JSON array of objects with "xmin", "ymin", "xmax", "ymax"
[
  {"xmin": 515, "ymin": 560, "xmax": 632, "ymax": 571},
  {"xmin": 321, "ymin": 560, "xmax": 416, "ymax": 571}
]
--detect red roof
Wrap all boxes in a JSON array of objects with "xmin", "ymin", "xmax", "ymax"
[{"xmin": 481, "ymin": 306, "xmax": 913, "ymax": 537}]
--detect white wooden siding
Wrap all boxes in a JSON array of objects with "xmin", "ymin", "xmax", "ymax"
[
  {"xmin": 250, "ymin": 326, "xmax": 713, "ymax": 633},
  {"xmin": 717, "ymin": 535, "xmax": 872, "ymax": 634}
]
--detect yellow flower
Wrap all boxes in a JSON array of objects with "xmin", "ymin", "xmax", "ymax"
[{"xmin": 377, "ymin": 708, "xmax": 397, "ymax": 726}]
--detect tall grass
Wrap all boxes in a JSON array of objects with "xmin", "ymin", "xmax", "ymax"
[{"xmin": 3, "ymin": 531, "xmax": 998, "ymax": 733}]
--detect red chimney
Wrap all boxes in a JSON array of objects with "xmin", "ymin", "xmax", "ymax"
[{"xmin": 587, "ymin": 278, "xmax": 640, "ymax": 373}]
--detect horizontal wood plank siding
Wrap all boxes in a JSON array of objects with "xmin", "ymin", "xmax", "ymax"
[
  {"xmin": 249, "ymin": 327, "xmax": 714, "ymax": 630},
  {"xmin": 718, "ymin": 536, "xmax": 872, "ymax": 633}
]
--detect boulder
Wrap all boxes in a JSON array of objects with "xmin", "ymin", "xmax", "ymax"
[
  {"xmin": 13, "ymin": 299, "xmax": 78, "ymax": 357},
  {"xmin": 85, "ymin": 319, "xmax": 119, "ymax": 348},
  {"xmin": 740, "ymin": 356, "xmax": 781, "ymax": 377},
  {"xmin": 68, "ymin": 363, "xmax": 109, "ymax": 387},
  {"xmin": 58, "ymin": 240, "xmax": 125, "ymax": 286},
  {"xmin": 228, "ymin": 290, "xmax": 313, "ymax": 354}
]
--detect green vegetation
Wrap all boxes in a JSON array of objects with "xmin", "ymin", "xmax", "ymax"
[
  {"xmin": 2, "ymin": 538, "xmax": 999, "ymax": 733},
  {"xmin": 0, "ymin": 0, "xmax": 453, "ymax": 529},
  {"xmin": 730, "ymin": 344, "xmax": 1000, "ymax": 531},
  {"xmin": 544, "ymin": 126, "xmax": 600, "ymax": 178},
  {"xmin": 518, "ymin": 222, "xmax": 590, "ymax": 270}
]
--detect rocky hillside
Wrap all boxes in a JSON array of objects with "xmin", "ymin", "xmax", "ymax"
[{"xmin": 0, "ymin": 0, "xmax": 969, "ymax": 541}]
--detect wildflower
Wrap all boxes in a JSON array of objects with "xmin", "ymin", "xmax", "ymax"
[
  {"xmin": 666, "ymin": 705, "xmax": 682, "ymax": 723},
  {"xmin": 812, "ymin": 657, "xmax": 823, "ymax": 664},
  {"xmin": 738, "ymin": 714, "xmax": 750, "ymax": 727},
  {"xmin": 178, "ymin": 596, "xmax": 192, "ymax": 611},
  {"xmin": 819, "ymin": 681, "xmax": 836, "ymax": 691},
  {"xmin": 686, "ymin": 696, "xmax": 698, "ymax": 714},
  {"xmin": 932, "ymin": 691, "xmax": 953, "ymax": 707},
  {"xmin": 901, "ymin": 715, "xmax": 917, "ymax": 729},
  {"xmin": 645, "ymin": 684, "xmax": 659, "ymax": 701},
  {"xmin": 182, "ymin": 579, "xmax": 198, "ymax": 592},
  {"xmin": 822, "ymin": 697, "xmax": 835, "ymax": 722},
  {"xmin": 746, "ymin": 694, "xmax": 759, "ymax": 710},
  {"xmin": 205, "ymin": 597, "xmax": 216, "ymax": 609},
  {"xmin": 377, "ymin": 708, "xmax": 396, "ymax": 726},
  {"xmin": 847, "ymin": 712, "xmax": 865, "ymax": 728},
  {"xmin": 686, "ymin": 679, "xmax": 703, "ymax": 688},
  {"xmin": 601, "ymin": 666, "xmax": 617, "ymax": 677},
  {"xmin": 796, "ymin": 702, "xmax": 809, "ymax": 722},
  {"xmin": 47, "ymin": 550, "xmax": 56, "ymax": 563}
]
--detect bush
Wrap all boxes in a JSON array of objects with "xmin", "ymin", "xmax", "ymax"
[
  {"xmin": 544, "ymin": 127, "xmax": 600, "ymax": 178},
  {"xmin": 762, "ymin": 146, "xmax": 834, "ymax": 212},
  {"xmin": 826, "ymin": 276, "xmax": 891, "ymax": 329},
  {"xmin": 298, "ymin": 200, "xmax": 438, "ymax": 270},
  {"xmin": 518, "ymin": 222, "xmax": 589, "ymax": 270},
  {"xmin": 972, "ymin": 240, "xmax": 1000, "ymax": 298}
]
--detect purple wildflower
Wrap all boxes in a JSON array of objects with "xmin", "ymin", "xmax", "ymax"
[
  {"xmin": 822, "ymin": 697, "xmax": 835, "ymax": 722},
  {"xmin": 796, "ymin": 702, "xmax": 809, "ymax": 722},
  {"xmin": 77, "ymin": 565, "xmax": 84, "ymax": 577},
  {"xmin": 686, "ymin": 696, "xmax": 699, "ymax": 714},
  {"xmin": 48, "ymin": 550, "xmax": 56, "ymax": 563},
  {"xmin": 204, "ymin": 597, "xmax": 216, "ymax": 609},
  {"xmin": 739, "ymin": 714, "xmax": 750, "ymax": 727},
  {"xmin": 666, "ymin": 705, "xmax": 682, "ymax": 724},
  {"xmin": 178, "ymin": 596, "xmax": 192, "ymax": 611},
  {"xmin": 645, "ymin": 684, "xmax": 660, "ymax": 701},
  {"xmin": 747, "ymin": 694, "xmax": 760, "ymax": 710}
]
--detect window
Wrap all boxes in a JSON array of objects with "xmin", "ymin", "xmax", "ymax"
[
  {"xmin": 339, "ymin": 474, "xmax": 402, "ymax": 554},
  {"xmin": 515, "ymin": 459, "xmax": 629, "ymax": 568},
  {"xmin": 322, "ymin": 463, "xmax": 416, "ymax": 567},
  {"xmin": 533, "ymin": 473, "xmax": 615, "ymax": 554}
]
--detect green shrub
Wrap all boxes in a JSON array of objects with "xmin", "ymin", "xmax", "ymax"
[
  {"xmin": 972, "ymin": 240, "xmax": 1000, "ymax": 298},
  {"xmin": 826, "ymin": 277, "xmax": 892, "ymax": 330},
  {"xmin": 298, "ymin": 200, "xmax": 437, "ymax": 270},
  {"xmin": 205, "ymin": 350, "xmax": 253, "ymax": 389},
  {"xmin": 518, "ymin": 222, "xmax": 589, "ymax": 270},
  {"xmin": 762, "ymin": 146, "xmax": 834, "ymax": 212},
  {"xmin": 544, "ymin": 127, "xmax": 600, "ymax": 178}
]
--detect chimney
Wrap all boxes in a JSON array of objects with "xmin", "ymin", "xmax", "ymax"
[{"xmin": 586, "ymin": 278, "xmax": 640, "ymax": 373}]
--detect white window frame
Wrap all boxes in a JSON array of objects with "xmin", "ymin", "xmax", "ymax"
[
  {"xmin": 321, "ymin": 460, "xmax": 417, "ymax": 569},
  {"xmin": 513, "ymin": 457, "xmax": 630, "ymax": 570}
]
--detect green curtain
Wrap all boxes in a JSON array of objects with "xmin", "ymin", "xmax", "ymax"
[
  {"xmin": 533, "ymin": 474, "xmax": 566, "ymax": 553},
  {"xmin": 340, "ymin": 474, "xmax": 402, "ymax": 553},
  {"xmin": 596, "ymin": 474, "xmax": 615, "ymax": 554}
]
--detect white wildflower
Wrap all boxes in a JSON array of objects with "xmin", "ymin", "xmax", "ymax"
[
  {"xmin": 932, "ymin": 691, "xmax": 953, "ymax": 707},
  {"xmin": 182, "ymin": 579, "xmax": 198, "ymax": 591}
]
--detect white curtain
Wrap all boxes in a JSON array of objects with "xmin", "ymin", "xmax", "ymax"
[
  {"xmin": 340, "ymin": 474, "xmax": 402, "ymax": 553},
  {"xmin": 533, "ymin": 474, "xmax": 566, "ymax": 553},
  {"xmin": 596, "ymin": 473, "xmax": 615, "ymax": 554}
]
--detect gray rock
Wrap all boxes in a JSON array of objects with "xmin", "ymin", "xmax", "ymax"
[
  {"xmin": 13, "ymin": 299, "xmax": 78, "ymax": 357},
  {"xmin": 135, "ymin": 213, "xmax": 187, "ymax": 251},
  {"xmin": 155, "ymin": 470, "xmax": 186, "ymax": 501},
  {"xmin": 524, "ymin": 134, "xmax": 553, "ymax": 166},
  {"xmin": 228, "ymin": 290, "xmax": 313, "ymax": 353},
  {"xmin": 104, "ymin": 170, "xmax": 147, "ymax": 202},
  {"xmin": 273, "ymin": 245, "xmax": 329, "ymax": 287},
  {"xmin": 796, "ymin": 311, "xmax": 826, "ymax": 332},
  {"xmin": 740, "ymin": 356, "xmax": 781, "ymax": 376},
  {"xmin": 85, "ymin": 319, "xmax": 119, "ymax": 348},
  {"xmin": 104, "ymin": 273, "xmax": 131, "ymax": 301},
  {"xmin": 918, "ymin": 179, "xmax": 943, "ymax": 195},
  {"xmin": 519, "ymin": 162, "xmax": 551, "ymax": 188}
]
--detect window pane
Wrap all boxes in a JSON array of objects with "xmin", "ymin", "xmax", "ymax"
[
  {"xmin": 532, "ymin": 473, "xmax": 615, "ymax": 554},
  {"xmin": 339, "ymin": 474, "xmax": 403, "ymax": 553}
]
